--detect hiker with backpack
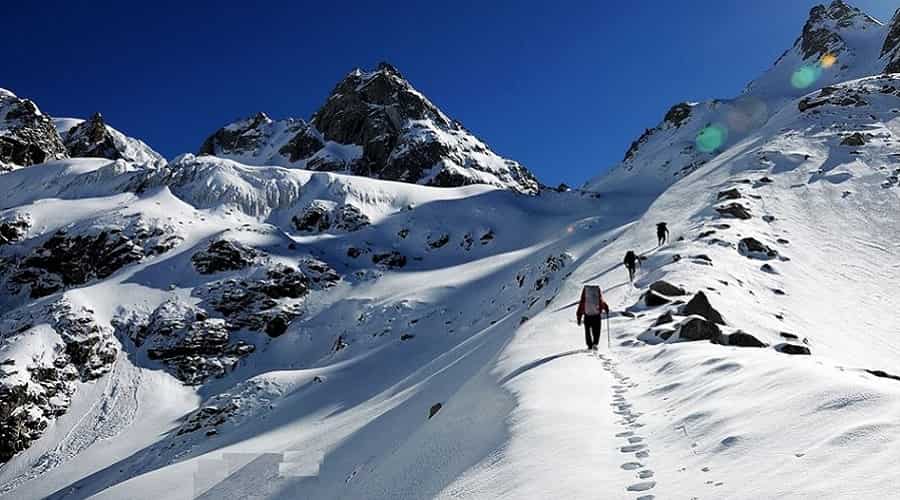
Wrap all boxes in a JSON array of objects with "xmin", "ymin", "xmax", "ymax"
[
  {"xmin": 623, "ymin": 250, "xmax": 640, "ymax": 282},
  {"xmin": 576, "ymin": 285, "xmax": 610, "ymax": 350},
  {"xmin": 656, "ymin": 222, "xmax": 669, "ymax": 246}
]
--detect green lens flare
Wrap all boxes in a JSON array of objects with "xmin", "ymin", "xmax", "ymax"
[
  {"xmin": 696, "ymin": 124, "xmax": 727, "ymax": 153},
  {"xmin": 790, "ymin": 65, "xmax": 822, "ymax": 89}
]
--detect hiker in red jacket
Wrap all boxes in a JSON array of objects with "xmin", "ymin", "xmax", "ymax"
[{"xmin": 577, "ymin": 285, "xmax": 610, "ymax": 350}]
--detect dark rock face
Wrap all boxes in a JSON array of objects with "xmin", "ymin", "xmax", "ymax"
[
  {"xmin": 0, "ymin": 90, "xmax": 68, "ymax": 168},
  {"xmin": 649, "ymin": 280, "xmax": 686, "ymax": 296},
  {"xmin": 118, "ymin": 299, "xmax": 255, "ymax": 385},
  {"xmin": 738, "ymin": 237, "xmax": 779, "ymax": 260},
  {"xmin": 0, "ymin": 215, "xmax": 29, "ymax": 246},
  {"xmin": 428, "ymin": 402, "xmax": 443, "ymax": 419},
  {"xmin": 62, "ymin": 113, "xmax": 119, "ymax": 159},
  {"xmin": 372, "ymin": 251, "xmax": 407, "ymax": 268},
  {"xmin": 198, "ymin": 64, "xmax": 539, "ymax": 194},
  {"xmin": 681, "ymin": 291, "xmax": 725, "ymax": 324},
  {"xmin": 192, "ymin": 240, "xmax": 258, "ymax": 274},
  {"xmin": 11, "ymin": 229, "xmax": 145, "ymax": 298},
  {"xmin": 200, "ymin": 265, "xmax": 308, "ymax": 335},
  {"xmin": 298, "ymin": 257, "xmax": 340, "ymax": 288},
  {"xmin": 717, "ymin": 188, "xmax": 742, "ymax": 200},
  {"xmin": 775, "ymin": 343, "xmax": 812, "ymax": 355},
  {"xmin": 797, "ymin": 1, "xmax": 875, "ymax": 60},
  {"xmin": 654, "ymin": 311, "xmax": 674, "ymax": 326},
  {"xmin": 643, "ymin": 290, "xmax": 671, "ymax": 307},
  {"xmin": 428, "ymin": 234, "xmax": 450, "ymax": 249},
  {"xmin": 881, "ymin": 9, "xmax": 900, "ymax": 74},
  {"xmin": 715, "ymin": 203, "xmax": 752, "ymax": 220},
  {"xmin": 678, "ymin": 317, "xmax": 722, "ymax": 341},
  {"xmin": 0, "ymin": 300, "xmax": 117, "ymax": 463},
  {"xmin": 292, "ymin": 202, "xmax": 370, "ymax": 233},
  {"xmin": 715, "ymin": 331, "xmax": 767, "ymax": 348},
  {"xmin": 840, "ymin": 132, "xmax": 868, "ymax": 146}
]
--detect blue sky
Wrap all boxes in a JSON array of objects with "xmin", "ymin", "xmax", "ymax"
[{"xmin": 3, "ymin": 1, "xmax": 895, "ymax": 186}]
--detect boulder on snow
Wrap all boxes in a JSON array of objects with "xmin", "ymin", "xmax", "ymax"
[
  {"xmin": 643, "ymin": 290, "xmax": 671, "ymax": 307},
  {"xmin": 714, "ymin": 330, "xmax": 767, "ymax": 348},
  {"xmin": 716, "ymin": 188, "xmax": 742, "ymax": 200},
  {"xmin": 678, "ymin": 316, "xmax": 722, "ymax": 341},
  {"xmin": 428, "ymin": 402, "xmax": 443, "ymax": 419},
  {"xmin": 715, "ymin": 203, "xmax": 752, "ymax": 220},
  {"xmin": 372, "ymin": 251, "xmax": 407, "ymax": 268},
  {"xmin": 0, "ymin": 215, "xmax": 29, "ymax": 246},
  {"xmin": 649, "ymin": 280, "xmax": 686, "ymax": 296},
  {"xmin": 192, "ymin": 239, "xmax": 257, "ymax": 274},
  {"xmin": 840, "ymin": 132, "xmax": 868, "ymax": 146},
  {"xmin": 775, "ymin": 343, "xmax": 811, "ymax": 355},
  {"xmin": 681, "ymin": 291, "xmax": 725, "ymax": 324},
  {"xmin": 738, "ymin": 237, "xmax": 779, "ymax": 260},
  {"xmin": 654, "ymin": 311, "xmax": 674, "ymax": 326}
]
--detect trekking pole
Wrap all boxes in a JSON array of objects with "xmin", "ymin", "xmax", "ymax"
[{"xmin": 607, "ymin": 311, "xmax": 611, "ymax": 350}]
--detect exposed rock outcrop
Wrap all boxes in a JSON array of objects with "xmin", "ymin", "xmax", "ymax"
[{"xmin": 0, "ymin": 89, "xmax": 67, "ymax": 170}]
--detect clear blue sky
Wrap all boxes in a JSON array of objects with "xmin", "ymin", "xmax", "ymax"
[{"xmin": 3, "ymin": 1, "xmax": 895, "ymax": 186}]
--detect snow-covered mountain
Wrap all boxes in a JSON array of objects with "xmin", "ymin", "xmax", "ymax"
[
  {"xmin": 2, "ymin": 2, "xmax": 900, "ymax": 499},
  {"xmin": 199, "ymin": 63, "xmax": 540, "ymax": 195},
  {"xmin": 54, "ymin": 114, "xmax": 164, "ymax": 166},
  {"xmin": 0, "ymin": 89, "xmax": 164, "ymax": 172},
  {"xmin": 0, "ymin": 89, "xmax": 68, "ymax": 172},
  {"xmin": 587, "ymin": 0, "xmax": 900, "ymax": 195}
]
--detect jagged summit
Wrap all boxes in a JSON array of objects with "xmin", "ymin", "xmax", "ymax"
[
  {"xmin": 0, "ymin": 89, "xmax": 68, "ymax": 171},
  {"xmin": 198, "ymin": 63, "xmax": 540, "ymax": 194},
  {"xmin": 587, "ymin": 0, "xmax": 898, "ymax": 195},
  {"xmin": 56, "ymin": 113, "xmax": 164, "ymax": 165}
]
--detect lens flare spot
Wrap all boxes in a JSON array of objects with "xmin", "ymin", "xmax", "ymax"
[
  {"xmin": 791, "ymin": 65, "xmax": 822, "ymax": 89},
  {"xmin": 567, "ymin": 226, "xmax": 575, "ymax": 233},
  {"xmin": 696, "ymin": 124, "xmax": 728, "ymax": 153},
  {"xmin": 820, "ymin": 53, "xmax": 837, "ymax": 69}
]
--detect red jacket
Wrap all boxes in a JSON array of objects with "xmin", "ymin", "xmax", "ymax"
[{"xmin": 577, "ymin": 287, "xmax": 609, "ymax": 321}]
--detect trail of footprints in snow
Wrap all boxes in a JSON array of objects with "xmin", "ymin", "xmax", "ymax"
[{"xmin": 600, "ymin": 353, "xmax": 657, "ymax": 498}]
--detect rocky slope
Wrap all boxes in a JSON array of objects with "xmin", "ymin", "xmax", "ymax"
[
  {"xmin": 587, "ymin": 0, "xmax": 900, "ymax": 195},
  {"xmin": 199, "ymin": 63, "xmax": 540, "ymax": 194},
  {"xmin": 55, "ymin": 114, "xmax": 164, "ymax": 165},
  {"xmin": 0, "ymin": 90, "xmax": 67, "ymax": 172}
]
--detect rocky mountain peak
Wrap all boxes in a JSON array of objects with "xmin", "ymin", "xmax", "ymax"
[
  {"xmin": 0, "ymin": 90, "xmax": 68, "ymax": 170},
  {"xmin": 198, "ymin": 63, "xmax": 539, "ymax": 194},
  {"xmin": 881, "ymin": 9, "xmax": 900, "ymax": 73},
  {"xmin": 799, "ymin": 0, "xmax": 880, "ymax": 60}
]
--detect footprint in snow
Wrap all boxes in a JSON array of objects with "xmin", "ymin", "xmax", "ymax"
[
  {"xmin": 628, "ymin": 436, "xmax": 644, "ymax": 443},
  {"xmin": 616, "ymin": 431, "xmax": 634, "ymax": 437},
  {"xmin": 638, "ymin": 470, "xmax": 654, "ymax": 479},
  {"xmin": 636, "ymin": 450, "xmax": 650, "ymax": 458},
  {"xmin": 637, "ymin": 496, "xmax": 655, "ymax": 500},
  {"xmin": 621, "ymin": 462, "xmax": 642, "ymax": 470},
  {"xmin": 627, "ymin": 481, "xmax": 656, "ymax": 492},
  {"xmin": 620, "ymin": 444, "xmax": 646, "ymax": 453}
]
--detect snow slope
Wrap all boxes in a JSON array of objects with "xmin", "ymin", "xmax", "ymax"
[{"xmin": 2, "ymin": 2, "xmax": 900, "ymax": 499}]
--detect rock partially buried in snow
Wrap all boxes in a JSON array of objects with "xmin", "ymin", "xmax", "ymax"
[
  {"xmin": 715, "ymin": 330, "xmax": 767, "ymax": 348},
  {"xmin": 715, "ymin": 203, "xmax": 752, "ymax": 219},
  {"xmin": 192, "ymin": 239, "xmax": 258, "ymax": 274},
  {"xmin": 649, "ymin": 280, "xmax": 686, "ymax": 296},
  {"xmin": 739, "ymin": 237, "xmax": 779, "ymax": 260},
  {"xmin": 775, "ymin": 343, "xmax": 811, "ymax": 355},
  {"xmin": 428, "ymin": 403, "xmax": 443, "ymax": 419},
  {"xmin": 643, "ymin": 290, "xmax": 671, "ymax": 307},
  {"xmin": 678, "ymin": 316, "xmax": 722, "ymax": 341},
  {"xmin": 681, "ymin": 291, "xmax": 725, "ymax": 324},
  {"xmin": 717, "ymin": 188, "xmax": 742, "ymax": 200}
]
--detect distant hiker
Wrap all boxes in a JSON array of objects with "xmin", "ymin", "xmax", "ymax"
[
  {"xmin": 577, "ymin": 285, "xmax": 610, "ymax": 350},
  {"xmin": 656, "ymin": 222, "xmax": 669, "ymax": 246},
  {"xmin": 623, "ymin": 250, "xmax": 640, "ymax": 282}
]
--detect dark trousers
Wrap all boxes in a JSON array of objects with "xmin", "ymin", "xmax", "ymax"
[
  {"xmin": 583, "ymin": 315, "xmax": 603, "ymax": 348},
  {"xmin": 658, "ymin": 233, "xmax": 667, "ymax": 245}
]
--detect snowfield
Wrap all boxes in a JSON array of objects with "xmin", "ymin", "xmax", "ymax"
[{"xmin": 2, "ymin": 2, "xmax": 900, "ymax": 499}]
